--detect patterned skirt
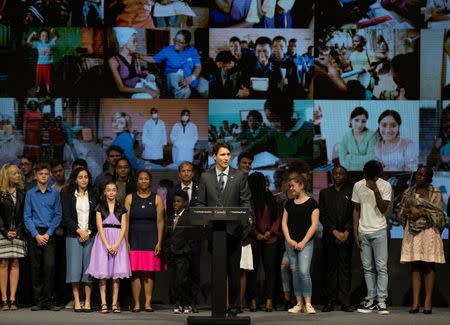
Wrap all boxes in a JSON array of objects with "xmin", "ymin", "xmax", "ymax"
[
  {"xmin": 0, "ymin": 233, "xmax": 26, "ymax": 258},
  {"xmin": 400, "ymin": 225, "xmax": 445, "ymax": 264}
]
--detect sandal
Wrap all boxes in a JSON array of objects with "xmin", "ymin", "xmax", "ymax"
[
  {"xmin": 1, "ymin": 301, "xmax": 9, "ymax": 311},
  {"xmin": 132, "ymin": 306, "xmax": 141, "ymax": 312},
  {"xmin": 112, "ymin": 304, "xmax": 121, "ymax": 313},
  {"xmin": 9, "ymin": 301, "xmax": 17, "ymax": 311},
  {"xmin": 100, "ymin": 304, "xmax": 109, "ymax": 314}
]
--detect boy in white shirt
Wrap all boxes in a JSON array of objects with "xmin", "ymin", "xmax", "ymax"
[{"xmin": 352, "ymin": 160, "xmax": 392, "ymax": 315}]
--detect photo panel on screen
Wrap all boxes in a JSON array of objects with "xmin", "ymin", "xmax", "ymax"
[
  {"xmin": 315, "ymin": 100, "xmax": 420, "ymax": 172},
  {"xmin": 106, "ymin": 27, "xmax": 209, "ymax": 99},
  {"xmin": 423, "ymin": 1, "xmax": 450, "ymax": 29},
  {"xmin": 209, "ymin": 0, "xmax": 313, "ymax": 28},
  {"xmin": 16, "ymin": 27, "xmax": 105, "ymax": 97},
  {"xmin": 209, "ymin": 28, "xmax": 313, "ymax": 99},
  {"xmin": 421, "ymin": 29, "xmax": 450, "ymax": 100},
  {"xmin": 105, "ymin": 0, "xmax": 209, "ymax": 28},
  {"xmin": 208, "ymin": 99, "xmax": 317, "ymax": 169},
  {"xmin": 316, "ymin": 0, "xmax": 421, "ymax": 30},
  {"xmin": 0, "ymin": 1, "xmax": 104, "ymax": 27},
  {"xmin": 0, "ymin": 26, "xmax": 16, "ymax": 96},
  {"xmin": 422, "ymin": 100, "xmax": 450, "ymax": 171},
  {"xmin": 100, "ymin": 99, "xmax": 209, "ymax": 171},
  {"xmin": 315, "ymin": 29, "xmax": 420, "ymax": 100},
  {"xmin": 0, "ymin": 97, "xmax": 103, "ymax": 178}
]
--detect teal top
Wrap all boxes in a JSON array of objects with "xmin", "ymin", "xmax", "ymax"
[{"xmin": 339, "ymin": 129, "xmax": 376, "ymax": 171}]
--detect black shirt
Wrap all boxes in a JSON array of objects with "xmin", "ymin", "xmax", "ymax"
[
  {"xmin": 285, "ymin": 197, "xmax": 318, "ymax": 242},
  {"xmin": 318, "ymin": 184, "xmax": 353, "ymax": 237}
]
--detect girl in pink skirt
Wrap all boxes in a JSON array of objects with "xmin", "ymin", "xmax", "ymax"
[{"xmin": 86, "ymin": 181, "xmax": 131, "ymax": 313}]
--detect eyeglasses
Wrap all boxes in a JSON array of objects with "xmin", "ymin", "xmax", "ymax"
[{"xmin": 19, "ymin": 162, "xmax": 32, "ymax": 166}]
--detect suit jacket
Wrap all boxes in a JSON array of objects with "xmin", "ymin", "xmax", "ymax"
[
  {"xmin": 61, "ymin": 188, "xmax": 99, "ymax": 238},
  {"xmin": 197, "ymin": 167, "xmax": 252, "ymax": 237},
  {"xmin": 165, "ymin": 210, "xmax": 193, "ymax": 256},
  {"xmin": 166, "ymin": 182, "xmax": 199, "ymax": 218}
]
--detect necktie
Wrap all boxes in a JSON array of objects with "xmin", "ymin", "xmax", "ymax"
[
  {"xmin": 218, "ymin": 173, "xmax": 225, "ymax": 192},
  {"xmin": 173, "ymin": 215, "xmax": 180, "ymax": 228},
  {"xmin": 183, "ymin": 186, "xmax": 190, "ymax": 192}
]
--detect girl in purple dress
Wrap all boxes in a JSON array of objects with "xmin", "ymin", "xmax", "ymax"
[{"xmin": 86, "ymin": 181, "xmax": 131, "ymax": 313}]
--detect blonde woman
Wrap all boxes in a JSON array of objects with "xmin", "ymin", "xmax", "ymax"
[
  {"xmin": 111, "ymin": 112, "xmax": 144, "ymax": 170},
  {"xmin": 0, "ymin": 163, "xmax": 26, "ymax": 311}
]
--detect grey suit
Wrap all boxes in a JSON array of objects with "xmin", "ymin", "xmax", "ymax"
[{"xmin": 197, "ymin": 166, "xmax": 252, "ymax": 313}]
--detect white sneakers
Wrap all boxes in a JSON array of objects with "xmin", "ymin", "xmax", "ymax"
[{"xmin": 288, "ymin": 302, "xmax": 316, "ymax": 314}]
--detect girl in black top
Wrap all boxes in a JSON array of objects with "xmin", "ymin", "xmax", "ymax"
[{"xmin": 281, "ymin": 175, "xmax": 319, "ymax": 314}]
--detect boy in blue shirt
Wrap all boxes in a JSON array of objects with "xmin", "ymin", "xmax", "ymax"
[{"xmin": 24, "ymin": 163, "xmax": 62, "ymax": 311}]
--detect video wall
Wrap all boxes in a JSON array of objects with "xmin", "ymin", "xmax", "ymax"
[{"xmin": 0, "ymin": 1, "xmax": 449, "ymax": 239}]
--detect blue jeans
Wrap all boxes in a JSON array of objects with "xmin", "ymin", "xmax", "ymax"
[
  {"xmin": 360, "ymin": 229, "xmax": 388, "ymax": 302},
  {"xmin": 280, "ymin": 251, "xmax": 291, "ymax": 293},
  {"xmin": 260, "ymin": 10, "xmax": 293, "ymax": 28},
  {"xmin": 155, "ymin": 16, "xmax": 180, "ymax": 27},
  {"xmin": 285, "ymin": 240, "xmax": 313, "ymax": 297}
]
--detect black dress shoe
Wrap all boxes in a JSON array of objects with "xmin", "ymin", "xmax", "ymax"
[
  {"xmin": 408, "ymin": 308, "xmax": 419, "ymax": 314},
  {"xmin": 322, "ymin": 303, "xmax": 334, "ymax": 312},
  {"xmin": 423, "ymin": 309, "xmax": 432, "ymax": 314},
  {"xmin": 341, "ymin": 305, "xmax": 355, "ymax": 312},
  {"xmin": 191, "ymin": 306, "xmax": 199, "ymax": 313},
  {"xmin": 31, "ymin": 305, "xmax": 42, "ymax": 311},
  {"xmin": 47, "ymin": 305, "xmax": 61, "ymax": 311}
]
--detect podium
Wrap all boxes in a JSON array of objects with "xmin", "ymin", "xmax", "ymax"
[{"xmin": 187, "ymin": 207, "xmax": 251, "ymax": 325}]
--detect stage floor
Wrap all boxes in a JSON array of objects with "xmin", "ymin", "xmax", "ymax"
[{"xmin": 1, "ymin": 306, "xmax": 450, "ymax": 324}]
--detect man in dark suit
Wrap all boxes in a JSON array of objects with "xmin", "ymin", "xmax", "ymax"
[
  {"xmin": 197, "ymin": 142, "xmax": 252, "ymax": 317},
  {"xmin": 175, "ymin": 161, "xmax": 201, "ymax": 313}
]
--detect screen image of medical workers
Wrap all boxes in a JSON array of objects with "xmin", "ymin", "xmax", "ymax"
[{"xmin": 101, "ymin": 99, "xmax": 209, "ymax": 170}]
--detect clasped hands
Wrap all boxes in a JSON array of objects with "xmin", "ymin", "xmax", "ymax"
[
  {"xmin": 35, "ymin": 234, "xmax": 49, "ymax": 246},
  {"xmin": 256, "ymin": 231, "xmax": 271, "ymax": 241},
  {"xmin": 333, "ymin": 229, "xmax": 349, "ymax": 245},
  {"xmin": 288, "ymin": 238, "xmax": 306, "ymax": 250}
]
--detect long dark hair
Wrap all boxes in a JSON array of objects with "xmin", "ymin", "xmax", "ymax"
[
  {"xmin": 248, "ymin": 172, "xmax": 278, "ymax": 221},
  {"xmin": 377, "ymin": 109, "xmax": 401, "ymax": 140},
  {"xmin": 64, "ymin": 167, "xmax": 94, "ymax": 195}
]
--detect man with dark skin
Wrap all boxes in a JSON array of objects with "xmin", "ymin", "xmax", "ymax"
[
  {"xmin": 353, "ymin": 160, "xmax": 391, "ymax": 315},
  {"xmin": 320, "ymin": 166, "xmax": 354, "ymax": 313}
]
